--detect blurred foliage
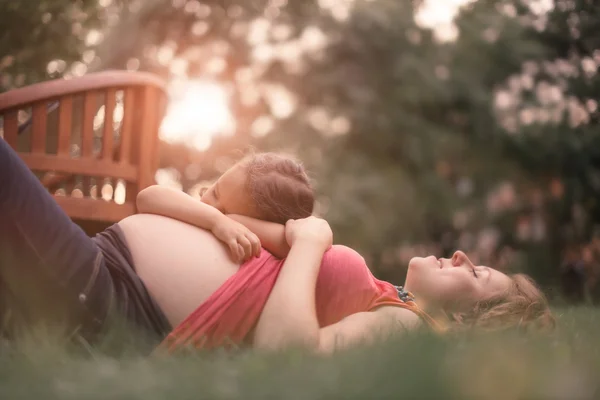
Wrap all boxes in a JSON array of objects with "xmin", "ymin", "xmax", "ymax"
[
  {"xmin": 3, "ymin": 0, "xmax": 600, "ymax": 300},
  {"xmin": 0, "ymin": 0, "xmax": 111, "ymax": 90}
]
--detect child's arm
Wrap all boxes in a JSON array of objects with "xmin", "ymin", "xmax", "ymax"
[
  {"xmin": 226, "ymin": 214, "xmax": 290, "ymax": 259},
  {"xmin": 137, "ymin": 185, "xmax": 222, "ymax": 230},
  {"xmin": 136, "ymin": 185, "xmax": 260, "ymax": 262}
]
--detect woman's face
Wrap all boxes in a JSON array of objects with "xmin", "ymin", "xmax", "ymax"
[{"xmin": 404, "ymin": 251, "xmax": 512, "ymax": 314}]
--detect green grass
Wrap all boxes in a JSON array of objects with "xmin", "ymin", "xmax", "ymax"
[{"xmin": 0, "ymin": 307, "xmax": 599, "ymax": 400}]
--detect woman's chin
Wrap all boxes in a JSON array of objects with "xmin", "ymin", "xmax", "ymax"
[
  {"xmin": 408, "ymin": 255, "xmax": 437, "ymax": 270},
  {"xmin": 408, "ymin": 257, "xmax": 421, "ymax": 269}
]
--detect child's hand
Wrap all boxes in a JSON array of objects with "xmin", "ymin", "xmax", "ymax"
[{"xmin": 212, "ymin": 216, "xmax": 262, "ymax": 262}]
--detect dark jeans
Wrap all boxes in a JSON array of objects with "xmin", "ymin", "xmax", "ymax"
[{"xmin": 0, "ymin": 137, "xmax": 170, "ymax": 344}]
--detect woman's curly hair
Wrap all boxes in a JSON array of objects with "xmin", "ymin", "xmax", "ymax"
[{"xmin": 451, "ymin": 274, "xmax": 556, "ymax": 333}]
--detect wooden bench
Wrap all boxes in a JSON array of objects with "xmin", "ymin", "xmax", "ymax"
[{"xmin": 0, "ymin": 71, "xmax": 167, "ymax": 235}]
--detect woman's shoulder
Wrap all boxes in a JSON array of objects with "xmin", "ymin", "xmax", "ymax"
[{"xmin": 376, "ymin": 305, "xmax": 423, "ymax": 331}]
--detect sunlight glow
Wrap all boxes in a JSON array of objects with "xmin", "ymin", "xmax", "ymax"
[
  {"xmin": 528, "ymin": 0, "xmax": 554, "ymax": 15},
  {"xmin": 156, "ymin": 0, "xmax": 479, "ymax": 151},
  {"xmin": 160, "ymin": 79, "xmax": 234, "ymax": 151},
  {"xmin": 415, "ymin": 0, "xmax": 476, "ymax": 41}
]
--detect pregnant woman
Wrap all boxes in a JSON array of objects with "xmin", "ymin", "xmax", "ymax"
[{"xmin": 0, "ymin": 137, "xmax": 554, "ymax": 353}]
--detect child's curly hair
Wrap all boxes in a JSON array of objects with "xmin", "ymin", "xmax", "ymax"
[{"xmin": 239, "ymin": 153, "xmax": 314, "ymax": 224}]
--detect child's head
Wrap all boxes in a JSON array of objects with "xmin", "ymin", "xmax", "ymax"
[{"xmin": 201, "ymin": 153, "xmax": 314, "ymax": 224}]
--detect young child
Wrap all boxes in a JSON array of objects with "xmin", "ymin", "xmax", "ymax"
[
  {"xmin": 198, "ymin": 152, "xmax": 314, "ymax": 224},
  {"xmin": 136, "ymin": 152, "xmax": 314, "ymax": 261}
]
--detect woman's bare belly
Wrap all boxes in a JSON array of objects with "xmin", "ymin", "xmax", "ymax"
[{"xmin": 117, "ymin": 214, "xmax": 241, "ymax": 327}]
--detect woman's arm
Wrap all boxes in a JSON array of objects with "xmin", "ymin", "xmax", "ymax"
[
  {"xmin": 253, "ymin": 238, "xmax": 325, "ymax": 349},
  {"xmin": 253, "ymin": 217, "xmax": 419, "ymax": 354}
]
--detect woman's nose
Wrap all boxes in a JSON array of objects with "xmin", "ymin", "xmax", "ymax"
[{"xmin": 451, "ymin": 250, "xmax": 471, "ymax": 267}]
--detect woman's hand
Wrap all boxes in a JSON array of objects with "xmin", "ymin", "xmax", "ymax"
[
  {"xmin": 212, "ymin": 215, "xmax": 261, "ymax": 262},
  {"xmin": 284, "ymin": 216, "xmax": 332, "ymax": 252}
]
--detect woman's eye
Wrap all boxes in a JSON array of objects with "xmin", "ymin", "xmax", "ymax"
[{"xmin": 472, "ymin": 268, "xmax": 478, "ymax": 278}]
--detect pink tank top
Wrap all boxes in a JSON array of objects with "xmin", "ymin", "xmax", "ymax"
[{"xmin": 158, "ymin": 245, "xmax": 436, "ymax": 352}]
